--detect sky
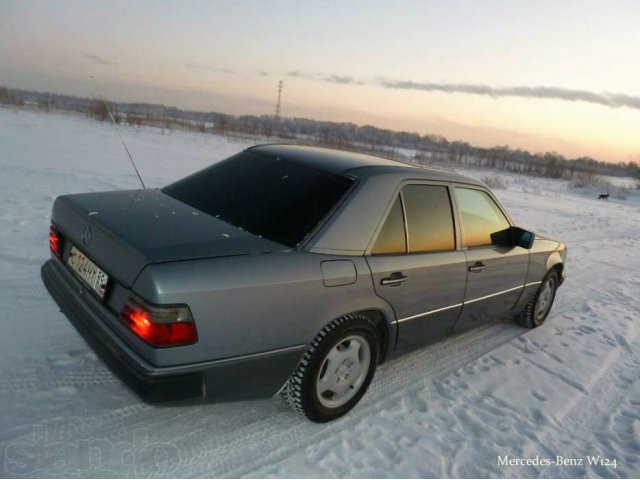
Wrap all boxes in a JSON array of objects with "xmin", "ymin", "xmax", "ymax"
[{"xmin": 1, "ymin": 0, "xmax": 639, "ymax": 163}]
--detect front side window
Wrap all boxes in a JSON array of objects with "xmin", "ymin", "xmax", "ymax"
[
  {"xmin": 455, "ymin": 187, "xmax": 510, "ymax": 247},
  {"xmin": 402, "ymin": 185, "xmax": 455, "ymax": 253}
]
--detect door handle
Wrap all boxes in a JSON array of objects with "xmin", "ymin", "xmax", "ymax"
[
  {"xmin": 381, "ymin": 272, "xmax": 408, "ymax": 286},
  {"xmin": 468, "ymin": 262, "xmax": 486, "ymax": 273}
]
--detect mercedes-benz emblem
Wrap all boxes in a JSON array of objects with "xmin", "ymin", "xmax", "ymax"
[{"xmin": 82, "ymin": 224, "xmax": 92, "ymax": 246}]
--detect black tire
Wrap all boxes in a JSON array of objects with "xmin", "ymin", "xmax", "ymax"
[
  {"xmin": 282, "ymin": 314, "xmax": 379, "ymax": 423},
  {"xmin": 516, "ymin": 269, "xmax": 559, "ymax": 328}
]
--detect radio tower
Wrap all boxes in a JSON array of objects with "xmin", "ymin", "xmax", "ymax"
[{"xmin": 275, "ymin": 80, "xmax": 283, "ymax": 119}]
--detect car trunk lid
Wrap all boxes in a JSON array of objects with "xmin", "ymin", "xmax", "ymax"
[{"xmin": 52, "ymin": 189, "xmax": 286, "ymax": 287}]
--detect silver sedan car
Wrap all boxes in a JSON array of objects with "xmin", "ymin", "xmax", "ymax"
[{"xmin": 42, "ymin": 145, "xmax": 566, "ymax": 422}]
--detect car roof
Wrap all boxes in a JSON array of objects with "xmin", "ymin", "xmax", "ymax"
[{"xmin": 248, "ymin": 144, "xmax": 483, "ymax": 185}]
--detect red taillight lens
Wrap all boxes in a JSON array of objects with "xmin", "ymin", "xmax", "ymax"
[
  {"xmin": 120, "ymin": 299, "xmax": 197, "ymax": 347},
  {"xmin": 49, "ymin": 226, "xmax": 62, "ymax": 257}
]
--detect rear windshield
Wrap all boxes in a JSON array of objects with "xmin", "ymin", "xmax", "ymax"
[{"xmin": 162, "ymin": 152, "xmax": 355, "ymax": 247}]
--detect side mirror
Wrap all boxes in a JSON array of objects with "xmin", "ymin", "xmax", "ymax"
[{"xmin": 491, "ymin": 226, "xmax": 535, "ymax": 250}]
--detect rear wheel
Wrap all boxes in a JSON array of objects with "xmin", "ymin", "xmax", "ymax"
[
  {"xmin": 517, "ymin": 270, "xmax": 559, "ymax": 328},
  {"xmin": 282, "ymin": 314, "xmax": 379, "ymax": 423}
]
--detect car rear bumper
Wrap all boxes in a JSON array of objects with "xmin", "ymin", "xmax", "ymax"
[{"xmin": 41, "ymin": 258, "xmax": 305, "ymax": 403}]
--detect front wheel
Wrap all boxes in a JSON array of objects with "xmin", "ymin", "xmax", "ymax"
[
  {"xmin": 516, "ymin": 270, "xmax": 559, "ymax": 328},
  {"xmin": 282, "ymin": 314, "xmax": 379, "ymax": 423}
]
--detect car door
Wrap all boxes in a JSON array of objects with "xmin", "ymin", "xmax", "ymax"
[
  {"xmin": 452, "ymin": 186, "xmax": 529, "ymax": 332},
  {"xmin": 366, "ymin": 183, "xmax": 468, "ymax": 352}
]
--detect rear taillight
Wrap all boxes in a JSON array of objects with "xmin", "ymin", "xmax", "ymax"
[
  {"xmin": 120, "ymin": 297, "xmax": 197, "ymax": 347},
  {"xmin": 49, "ymin": 225, "xmax": 63, "ymax": 257}
]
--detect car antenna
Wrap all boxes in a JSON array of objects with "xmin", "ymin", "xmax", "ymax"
[{"xmin": 90, "ymin": 75, "xmax": 146, "ymax": 189}]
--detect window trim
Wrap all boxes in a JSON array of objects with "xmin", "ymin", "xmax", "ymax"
[
  {"xmin": 399, "ymin": 189, "xmax": 410, "ymax": 252},
  {"xmin": 452, "ymin": 185, "xmax": 514, "ymax": 249},
  {"xmin": 367, "ymin": 180, "xmax": 459, "ymax": 256}
]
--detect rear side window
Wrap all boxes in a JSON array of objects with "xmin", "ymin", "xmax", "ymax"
[
  {"xmin": 455, "ymin": 187, "xmax": 510, "ymax": 247},
  {"xmin": 403, "ymin": 185, "xmax": 455, "ymax": 253},
  {"xmin": 372, "ymin": 184, "xmax": 456, "ymax": 255},
  {"xmin": 163, "ymin": 152, "xmax": 354, "ymax": 247},
  {"xmin": 371, "ymin": 196, "xmax": 406, "ymax": 255}
]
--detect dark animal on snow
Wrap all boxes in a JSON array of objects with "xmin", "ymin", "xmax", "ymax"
[{"xmin": 598, "ymin": 194, "xmax": 610, "ymax": 200}]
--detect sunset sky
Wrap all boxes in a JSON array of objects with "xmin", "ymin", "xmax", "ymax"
[{"xmin": 1, "ymin": 0, "xmax": 639, "ymax": 162}]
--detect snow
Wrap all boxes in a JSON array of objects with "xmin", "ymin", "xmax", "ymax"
[{"xmin": 1, "ymin": 107, "xmax": 639, "ymax": 477}]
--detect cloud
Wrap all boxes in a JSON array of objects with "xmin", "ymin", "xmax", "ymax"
[
  {"xmin": 377, "ymin": 79, "xmax": 640, "ymax": 110},
  {"xmin": 325, "ymin": 74, "xmax": 354, "ymax": 84},
  {"xmin": 185, "ymin": 63, "xmax": 235, "ymax": 74},
  {"xmin": 280, "ymin": 70, "xmax": 640, "ymax": 110},
  {"xmin": 83, "ymin": 53, "xmax": 113, "ymax": 66},
  {"xmin": 286, "ymin": 71, "xmax": 356, "ymax": 84}
]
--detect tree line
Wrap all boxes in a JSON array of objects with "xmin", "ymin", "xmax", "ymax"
[{"xmin": 2, "ymin": 86, "xmax": 638, "ymax": 181}]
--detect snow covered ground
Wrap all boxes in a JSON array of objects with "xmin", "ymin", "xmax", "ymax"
[{"xmin": 1, "ymin": 107, "xmax": 639, "ymax": 478}]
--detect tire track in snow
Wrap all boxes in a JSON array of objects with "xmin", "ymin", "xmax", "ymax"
[
  {"xmin": 0, "ymin": 253, "xmax": 45, "ymax": 266},
  {"xmin": 0, "ymin": 368, "xmax": 119, "ymax": 392},
  {"xmin": 190, "ymin": 323, "xmax": 528, "ymax": 477},
  {"xmin": 12, "ymin": 322, "xmax": 526, "ymax": 477}
]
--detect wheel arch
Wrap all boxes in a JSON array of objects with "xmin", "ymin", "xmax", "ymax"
[
  {"xmin": 354, "ymin": 309, "xmax": 395, "ymax": 364},
  {"xmin": 545, "ymin": 252, "xmax": 565, "ymax": 285},
  {"xmin": 313, "ymin": 305, "xmax": 397, "ymax": 365}
]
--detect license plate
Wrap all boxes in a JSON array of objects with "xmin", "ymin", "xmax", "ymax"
[{"xmin": 67, "ymin": 246, "xmax": 109, "ymax": 299}]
